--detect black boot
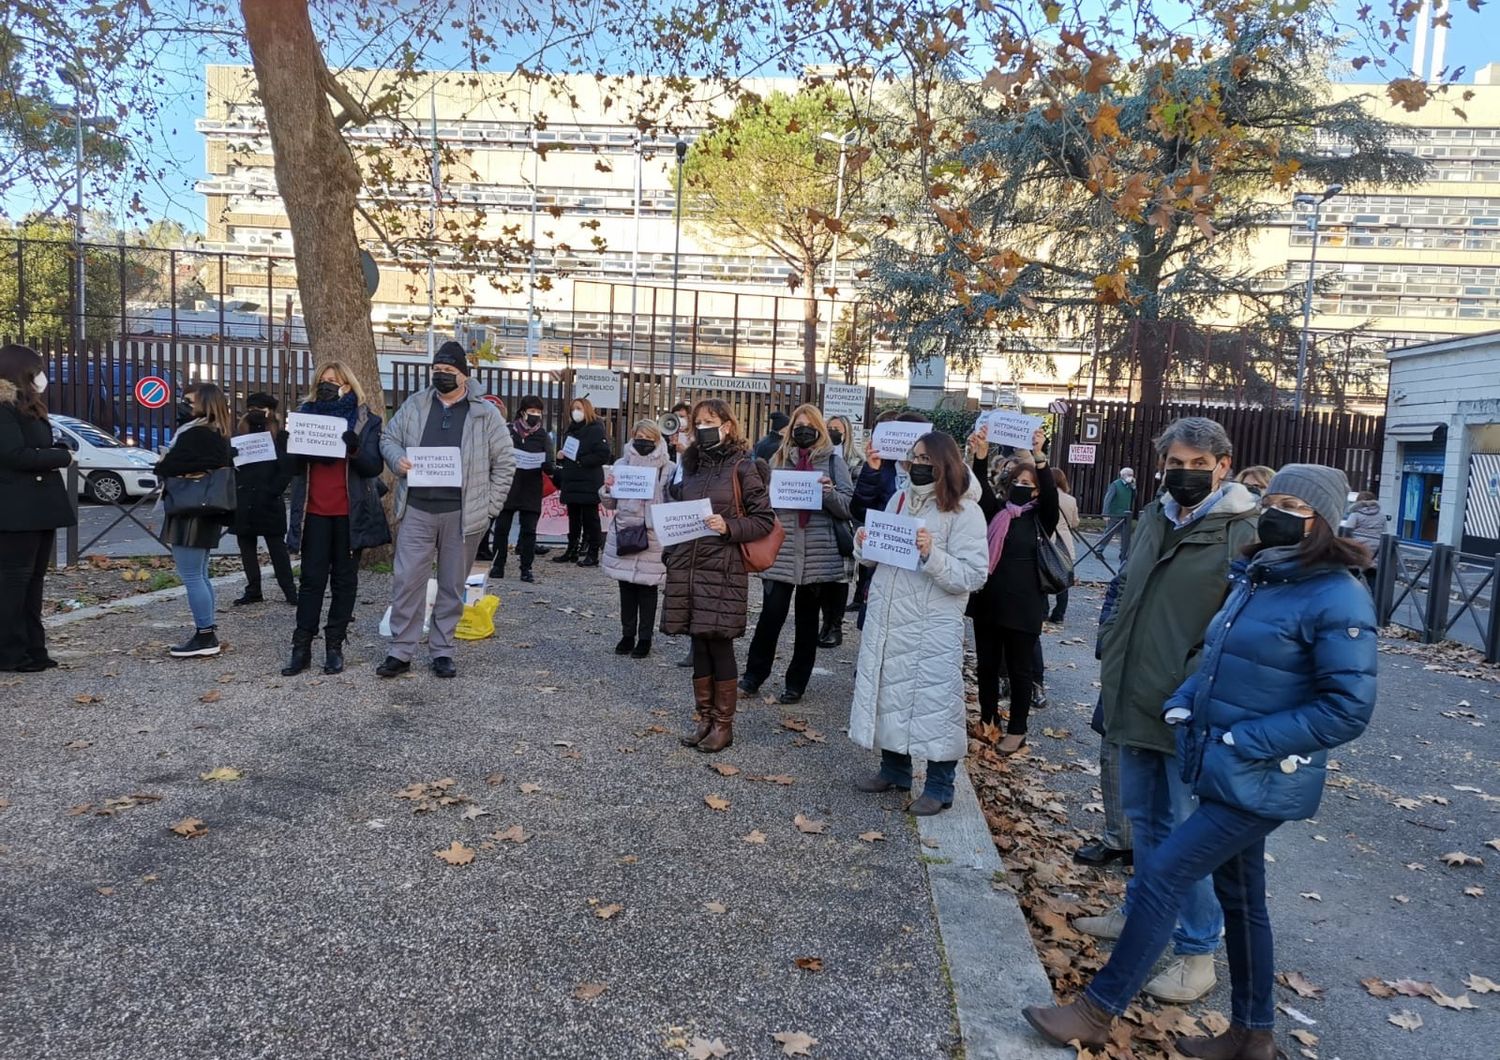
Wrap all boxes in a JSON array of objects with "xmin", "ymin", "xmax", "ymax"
[
  {"xmin": 551, "ymin": 548, "xmax": 579, "ymax": 564},
  {"xmin": 577, "ymin": 548, "xmax": 599, "ymax": 567},
  {"xmin": 818, "ymin": 618, "xmax": 843, "ymax": 648},
  {"xmin": 323, "ymin": 634, "xmax": 345, "ymax": 675},
  {"xmin": 281, "ymin": 629, "xmax": 314, "ymax": 676},
  {"xmin": 489, "ymin": 562, "xmax": 506, "ymax": 579}
]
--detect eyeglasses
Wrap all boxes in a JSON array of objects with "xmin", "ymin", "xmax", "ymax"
[{"xmin": 906, "ymin": 450, "xmax": 933, "ymax": 465}]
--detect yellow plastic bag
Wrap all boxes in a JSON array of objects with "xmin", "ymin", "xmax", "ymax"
[{"xmin": 455, "ymin": 594, "xmax": 499, "ymax": 640}]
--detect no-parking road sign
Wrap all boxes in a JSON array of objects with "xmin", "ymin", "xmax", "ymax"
[{"xmin": 134, "ymin": 376, "xmax": 171, "ymax": 410}]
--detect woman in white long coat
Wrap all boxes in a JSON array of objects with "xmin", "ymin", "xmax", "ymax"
[
  {"xmin": 601, "ymin": 421, "xmax": 672, "ymax": 659},
  {"xmin": 849, "ymin": 431, "xmax": 989, "ymax": 816}
]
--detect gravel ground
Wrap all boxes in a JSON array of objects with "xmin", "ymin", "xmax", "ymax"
[
  {"xmin": 1, "ymin": 563, "xmax": 958, "ymax": 1060},
  {"xmin": 1027, "ymin": 582, "xmax": 1500, "ymax": 1060}
]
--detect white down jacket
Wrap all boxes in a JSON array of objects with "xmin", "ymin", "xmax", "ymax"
[
  {"xmin": 599, "ymin": 438, "xmax": 671, "ymax": 588},
  {"xmin": 848, "ymin": 473, "xmax": 989, "ymax": 762}
]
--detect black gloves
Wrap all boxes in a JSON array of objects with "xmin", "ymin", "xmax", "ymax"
[{"xmin": 342, "ymin": 430, "xmax": 360, "ymax": 450}]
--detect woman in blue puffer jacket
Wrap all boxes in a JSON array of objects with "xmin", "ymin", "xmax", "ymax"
[{"xmin": 1025, "ymin": 465, "xmax": 1377, "ymax": 1060}]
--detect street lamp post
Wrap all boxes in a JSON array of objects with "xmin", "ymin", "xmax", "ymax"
[
  {"xmin": 1293, "ymin": 183, "xmax": 1342, "ymax": 415},
  {"xmin": 819, "ymin": 129, "xmax": 855, "ymax": 391},
  {"xmin": 668, "ymin": 140, "xmax": 687, "ymax": 391},
  {"xmin": 58, "ymin": 68, "xmax": 87, "ymax": 347}
]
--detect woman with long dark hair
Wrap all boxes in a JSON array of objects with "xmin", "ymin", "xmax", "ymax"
[
  {"xmin": 230, "ymin": 392, "xmax": 298, "ymax": 606},
  {"xmin": 1024, "ymin": 465, "xmax": 1378, "ymax": 1059},
  {"xmin": 0, "ymin": 344, "xmax": 76, "ymax": 672},
  {"xmin": 489, "ymin": 394, "xmax": 553, "ymax": 582},
  {"xmin": 157, "ymin": 382, "xmax": 236, "ymax": 658},
  {"xmin": 553, "ymin": 396, "xmax": 611, "ymax": 566},
  {"xmin": 282, "ymin": 360, "xmax": 390, "ymax": 676},
  {"xmin": 661, "ymin": 398, "xmax": 776, "ymax": 754},
  {"xmin": 849, "ymin": 431, "xmax": 987, "ymax": 815}
]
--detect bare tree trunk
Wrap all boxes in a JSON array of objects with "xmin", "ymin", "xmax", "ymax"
[
  {"xmin": 801, "ymin": 261, "xmax": 819, "ymax": 394},
  {"xmin": 240, "ymin": 0, "xmax": 382, "ymax": 407}
]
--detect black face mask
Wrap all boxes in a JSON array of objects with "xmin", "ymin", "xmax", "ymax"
[
  {"xmin": 246, "ymin": 409, "xmax": 269, "ymax": 429},
  {"xmin": 1009, "ymin": 484, "xmax": 1034, "ymax": 505},
  {"xmin": 1258, "ymin": 507, "xmax": 1308, "ymax": 547},
  {"xmin": 791, "ymin": 426, "xmax": 818, "ymax": 449},
  {"xmin": 175, "ymin": 401, "xmax": 195, "ymax": 425},
  {"xmin": 432, "ymin": 372, "xmax": 461, "ymax": 394},
  {"xmin": 907, "ymin": 464, "xmax": 935, "ymax": 487},
  {"xmin": 1163, "ymin": 467, "xmax": 1216, "ymax": 509},
  {"xmin": 524, "ymin": 413, "xmax": 541, "ymax": 426},
  {"xmin": 696, "ymin": 426, "xmax": 722, "ymax": 449},
  {"xmin": 316, "ymin": 382, "xmax": 342, "ymax": 403},
  {"xmin": 632, "ymin": 439, "xmax": 655, "ymax": 456},
  {"xmin": 829, "ymin": 430, "xmax": 844, "ymax": 447}
]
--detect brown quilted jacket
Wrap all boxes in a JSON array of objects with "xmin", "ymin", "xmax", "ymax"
[{"xmin": 659, "ymin": 440, "xmax": 776, "ymax": 639}]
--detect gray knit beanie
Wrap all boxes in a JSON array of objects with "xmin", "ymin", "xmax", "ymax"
[{"xmin": 1266, "ymin": 464, "xmax": 1349, "ymax": 530}]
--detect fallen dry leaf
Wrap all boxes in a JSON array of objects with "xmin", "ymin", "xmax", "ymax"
[
  {"xmin": 710, "ymin": 763, "xmax": 741, "ymax": 777},
  {"xmin": 1388, "ymin": 1010, "xmax": 1423, "ymax": 1032},
  {"xmin": 168, "ymin": 817, "xmax": 206, "ymax": 838},
  {"xmin": 1362, "ymin": 978, "xmax": 1397, "ymax": 998},
  {"xmin": 704, "ymin": 794, "xmax": 731, "ymax": 812},
  {"xmin": 491, "ymin": 825, "xmax": 530, "ymax": 844},
  {"xmin": 1441, "ymin": 851, "xmax": 1484, "ymax": 867},
  {"xmin": 743, "ymin": 829, "xmax": 767, "ymax": 844},
  {"xmin": 1464, "ymin": 886, "xmax": 1485, "ymax": 898},
  {"xmin": 685, "ymin": 1037, "xmax": 731, "ymax": 1059},
  {"xmin": 519, "ymin": 782, "xmax": 542, "ymax": 795},
  {"xmin": 1486, "ymin": 838, "xmax": 1500, "ymax": 853},
  {"xmin": 459, "ymin": 805, "xmax": 490, "ymax": 822},
  {"xmin": 1391, "ymin": 979, "xmax": 1437, "ymax": 998},
  {"xmin": 858, "ymin": 831, "xmax": 886, "ymax": 843},
  {"xmin": 433, "ymin": 840, "xmax": 475, "ymax": 866},
  {"xmin": 793, "ymin": 813, "xmax": 827, "ymax": 835},
  {"xmin": 594, "ymin": 902, "xmax": 623, "ymax": 920},
  {"xmin": 771, "ymin": 1030, "xmax": 818, "ymax": 1056},
  {"xmin": 95, "ymin": 886, "xmax": 115, "ymax": 896},
  {"xmin": 1277, "ymin": 971, "xmax": 1325, "ymax": 1000},
  {"xmin": 1289, "ymin": 1029, "xmax": 1318, "ymax": 1048},
  {"xmin": 199, "ymin": 690, "xmax": 221, "ymax": 703},
  {"xmin": 750, "ymin": 773, "xmax": 796, "ymax": 786},
  {"xmin": 703, "ymin": 901, "xmax": 728, "ymax": 915},
  {"xmin": 198, "ymin": 766, "xmax": 243, "ymax": 783},
  {"xmin": 485, "ymin": 772, "xmax": 505, "ymax": 786},
  {"xmin": 64, "ymin": 739, "xmax": 91, "ymax": 750},
  {"xmin": 73, "ymin": 694, "xmax": 101, "ymax": 705},
  {"xmin": 573, "ymin": 982, "xmax": 607, "ymax": 1000},
  {"xmin": 1298, "ymin": 892, "xmax": 1322, "ymax": 902},
  {"xmin": 1464, "ymin": 974, "xmax": 1499, "ymax": 994},
  {"xmin": 1430, "ymin": 990, "xmax": 1477, "ymax": 1011},
  {"xmin": 793, "ymin": 956, "xmax": 824, "ymax": 973}
]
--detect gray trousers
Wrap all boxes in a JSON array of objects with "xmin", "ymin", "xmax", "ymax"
[
  {"xmin": 389, "ymin": 507, "xmax": 483, "ymax": 661},
  {"xmin": 1100, "ymin": 737, "xmax": 1133, "ymax": 851}
]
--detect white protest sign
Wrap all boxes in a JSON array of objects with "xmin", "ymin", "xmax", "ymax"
[
  {"xmin": 650, "ymin": 498, "xmax": 716, "ymax": 546},
  {"xmin": 286, "ymin": 412, "xmax": 348, "ymax": 459},
  {"xmin": 232, "ymin": 431, "xmax": 277, "ymax": 467},
  {"xmin": 407, "ymin": 446, "xmax": 463, "ymax": 488},
  {"xmin": 609, "ymin": 463, "xmax": 657, "ymax": 500},
  {"xmin": 871, "ymin": 420, "xmax": 932, "ymax": 461},
  {"xmin": 769, "ymin": 469, "xmax": 824, "ymax": 511},
  {"xmin": 513, "ymin": 449, "xmax": 546, "ymax": 470},
  {"xmin": 561, "ymin": 436, "xmax": 581, "ymax": 461},
  {"xmin": 574, "ymin": 368, "xmax": 621, "ymax": 410},
  {"xmin": 984, "ymin": 409, "xmax": 1043, "ymax": 450},
  {"xmin": 863, "ymin": 508, "xmax": 926, "ymax": 571}
]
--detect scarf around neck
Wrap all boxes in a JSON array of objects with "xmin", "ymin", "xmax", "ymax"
[
  {"xmin": 794, "ymin": 447, "xmax": 815, "ymax": 529},
  {"xmin": 986, "ymin": 498, "xmax": 1038, "ymax": 574},
  {"xmin": 302, "ymin": 391, "xmax": 360, "ymax": 430}
]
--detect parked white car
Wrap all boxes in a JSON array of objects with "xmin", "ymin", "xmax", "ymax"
[{"xmin": 50, "ymin": 415, "xmax": 161, "ymax": 503}]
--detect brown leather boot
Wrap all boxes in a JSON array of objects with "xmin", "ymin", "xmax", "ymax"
[
  {"xmin": 1022, "ymin": 995, "xmax": 1114, "ymax": 1048},
  {"xmin": 679, "ymin": 678, "xmax": 715, "ymax": 747},
  {"xmin": 1174, "ymin": 1026, "xmax": 1279, "ymax": 1060},
  {"xmin": 697, "ymin": 679, "xmax": 737, "ymax": 753}
]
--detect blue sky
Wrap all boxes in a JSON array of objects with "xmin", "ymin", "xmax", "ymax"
[{"xmin": 10, "ymin": 2, "xmax": 1496, "ymax": 232}]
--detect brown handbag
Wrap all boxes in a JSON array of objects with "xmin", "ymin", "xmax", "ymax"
[{"xmin": 730, "ymin": 459, "xmax": 785, "ymax": 573}]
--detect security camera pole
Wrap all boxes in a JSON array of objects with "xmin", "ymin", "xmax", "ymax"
[{"xmin": 1292, "ymin": 183, "xmax": 1342, "ymax": 415}]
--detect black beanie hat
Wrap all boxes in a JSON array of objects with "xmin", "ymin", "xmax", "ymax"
[
  {"xmin": 769, "ymin": 411, "xmax": 790, "ymax": 432},
  {"xmin": 246, "ymin": 391, "xmax": 278, "ymax": 411},
  {"xmin": 434, "ymin": 340, "xmax": 469, "ymax": 375}
]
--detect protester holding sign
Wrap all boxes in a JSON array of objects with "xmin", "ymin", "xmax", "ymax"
[
  {"xmin": 741, "ymin": 404, "xmax": 853, "ymax": 705},
  {"xmin": 231, "ymin": 392, "xmax": 297, "ymax": 607},
  {"xmin": 850, "ymin": 410, "xmax": 930, "ymax": 628},
  {"xmin": 157, "ymin": 383, "xmax": 236, "ymax": 659},
  {"xmin": 967, "ymin": 423, "xmax": 1060, "ymax": 756},
  {"xmin": 600, "ymin": 421, "xmax": 673, "ymax": 659},
  {"xmin": 283, "ymin": 361, "xmax": 390, "ymax": 676},
  {"xmin": 848, "ymin": 431, "xmax": 987, "ymax": 816},
  {"xmin": 819, "ymin": 414, "xmax": 861, "ymax": 647},
  {"xmin": 377, "ymin": 341, "xmax": 515, "ymax": 680},
  {"xmin": 661, "ymin": 398, "xmax": 776, "ymax": 754},
  {"xmin": 489, "ymin": 394, "xmax": 553, "ymax": 583},
  {"xmin": 552, "ymin": 397, "xmax": 612, "ymax": 567}
]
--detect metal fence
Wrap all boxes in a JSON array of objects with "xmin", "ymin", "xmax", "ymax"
[{"xmin": 1374, "ymin": 534, "xmax": 1500, "ymax": 661}]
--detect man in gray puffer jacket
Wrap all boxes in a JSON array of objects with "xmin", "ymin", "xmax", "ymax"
[{"xmin": 376, "ymin": 342, "xmax": 515, "ymax": 679}]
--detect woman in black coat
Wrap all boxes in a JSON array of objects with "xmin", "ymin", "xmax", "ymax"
[
  {"xmin": 0, "ymin": 344, "xmax": 77, "ymax": 672},
  {"xmin": 157, "ymin": 383, "xmax": 236, "ymax": 659},
  {"xmin": 490, "ymin": 393, "xmax": 554, "ymax": 582},
  {"xmin": 552, "ymin": 396, "xmax": 611, "ymax": 567},
  {"xmin": 231, "ymin": 392, "xmax": 298, "ymax": 606},
  {"xmin": 967, "ymin": 424, "xmax": 1059, "ymax": 755}
]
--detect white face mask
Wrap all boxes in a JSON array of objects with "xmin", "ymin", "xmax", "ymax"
[
  {"xmin": 571, "ymin": 409, "xmax": 585, "ymax": 423},
  {"xmin": 33, "ymin": 371, "xmax": 48, "ymax": 394}
]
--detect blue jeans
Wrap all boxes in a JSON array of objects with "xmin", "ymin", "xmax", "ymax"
[
  {"xmin": 171, "ymin": 545, "xmax": 215, "ymax": 629},
  {"xmin": 1120, "ymin": 746, "xmax": 1223, "ymax": 954},
  {"xmin": 880, "ymin": 750, "xmax": 957, "ymax": 804},
  {"xmin": 1086, "ymin": 800, "xmax": 1282, "ymax": 1027}
]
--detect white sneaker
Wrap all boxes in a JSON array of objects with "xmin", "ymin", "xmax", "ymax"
[
  {"xmin": 1143, "ymin": 954, "xmax": 1218, "ymax": 1003},
  {"xmin": 1074, "ymin": 908, "xmax": 1126, "ymax": 940}
]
